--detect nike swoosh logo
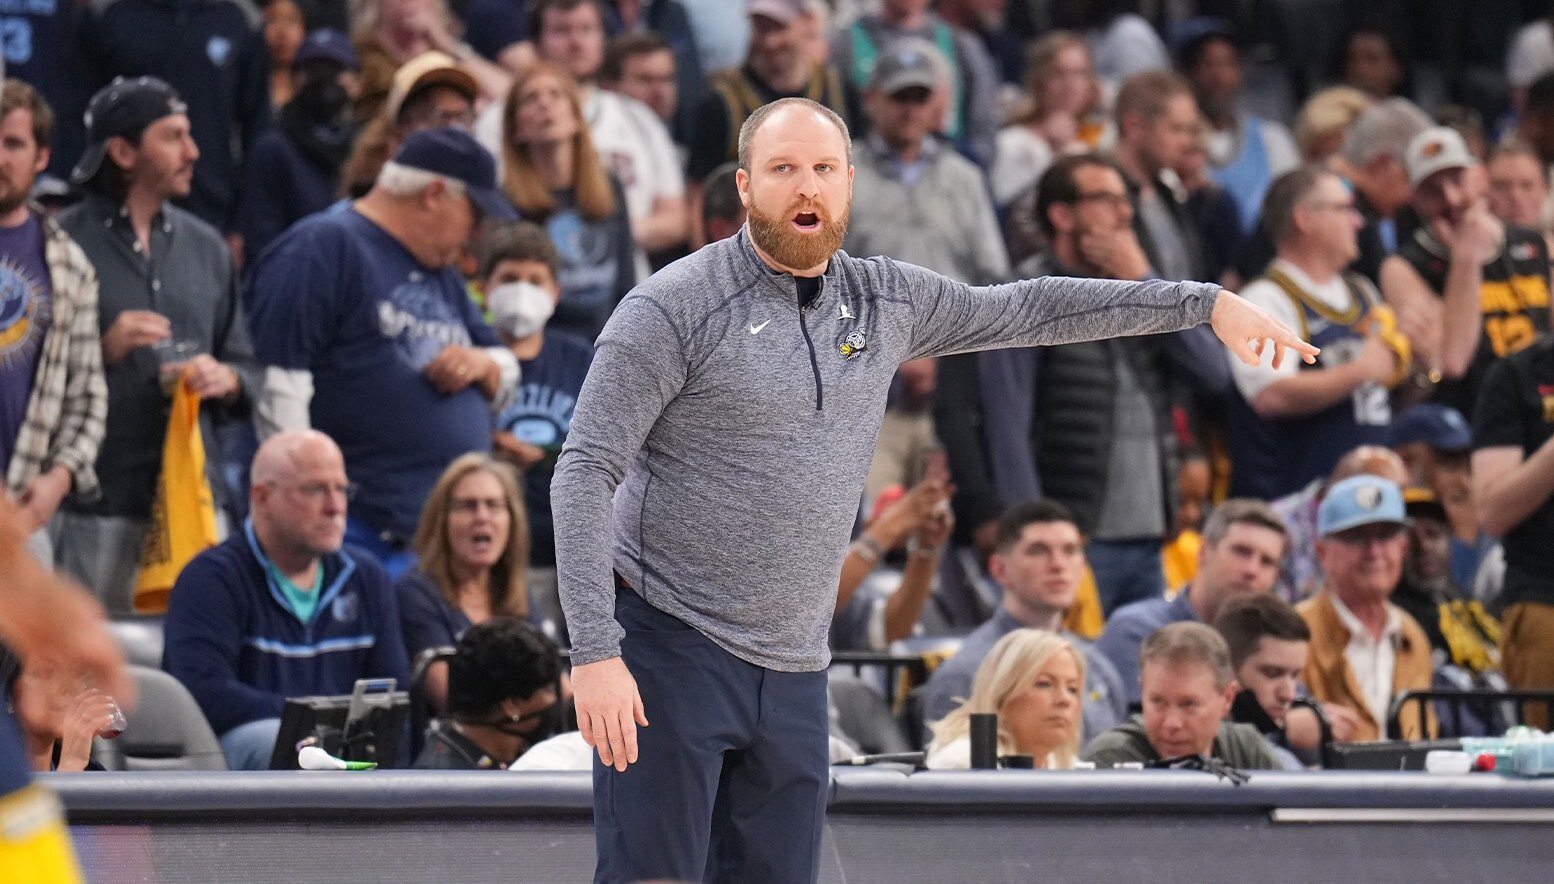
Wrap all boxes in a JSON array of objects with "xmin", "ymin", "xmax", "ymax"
[{"xmin": 749, "ymin": 319, "xmax": 772, "ymax": 334}]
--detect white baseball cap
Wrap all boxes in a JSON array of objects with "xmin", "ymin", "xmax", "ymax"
[{"xmin": 1405, "ymin": 126, "xmax": 1476, "ymax": 188}]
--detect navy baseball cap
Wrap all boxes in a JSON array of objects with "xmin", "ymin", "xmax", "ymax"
[
  {"xmin": 391, "ymin": 127, "xmax": 517, "ymax": 221},
  {"xmin": 1388, "ymin": 404, "xmax": 1472, "ymax": 452},
  {"xmin": 294, "ymin": 28, "xmax": 359, "ymax": 71},
  {"xmin": 71, "ymin": 77, "xmax": 187, "ymax": 185},
  {"xmin": 1318, "ymin": 476, "xmax": 1407, "ymax": 537}
]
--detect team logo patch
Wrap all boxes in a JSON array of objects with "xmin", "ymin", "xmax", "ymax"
[
  {"xmin": 1354, "ymin": 484, "xmax": 1384, "ymax": 510},
  {"xmin": 331, "ymin": 592, "xmax": 359, "ymax": 623},
  {"xmin": 1420, "ymin": 140, "xmax": 1444, "ymax": 159},
  {"xmin": 207, "ymin": 36, "xmax": 233, "ymax": 68},
  {"xmin": 839, "ymin": 330, "xmax": 867, "ymax": 360}
]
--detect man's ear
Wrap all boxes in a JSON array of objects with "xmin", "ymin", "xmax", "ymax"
[
  {"xmin": 104, "ymin": 136, "xmax": 138, "ymax": 173},
  {"xmin": 1048, "ymin": 203, "xmax": 1076, "ymax": 236},
  {"xmin": 987, "ymin": 550, "xmax": 1009, "ymax": 585},
  {"xmin": 735, "ymin": 168, "xmax": 751, "ymax": 210}
]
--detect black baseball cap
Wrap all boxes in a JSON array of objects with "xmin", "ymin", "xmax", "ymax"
[
  {"xmin": 391, "ymin": 127, "xmax": 518, "ymax": 221},
  {"xmin": 294, "ymin": 28, "xmax": 359, "ymax": 72},
  {"xmin": 71, "ymin": 77, "xmax": 188, "ymax": 185}
]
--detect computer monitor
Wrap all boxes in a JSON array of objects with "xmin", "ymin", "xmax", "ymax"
[{"xmin": 268, "ymin": 678, "xmax": 410, "ymax": 770}]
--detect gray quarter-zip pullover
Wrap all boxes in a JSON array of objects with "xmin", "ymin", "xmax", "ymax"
[{"xmin": 552, "ymin": 227, "xmax": 1219, "ymax": 671}]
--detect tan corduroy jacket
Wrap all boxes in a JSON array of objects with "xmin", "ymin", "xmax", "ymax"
[{"xmin": 1297, "ymin": 588, "xmax": 1437, "ymax": 741}]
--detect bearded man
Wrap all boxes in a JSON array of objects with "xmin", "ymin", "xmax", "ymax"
[{"xmin": 551, "ymin": 96, "xmax": 1315, "ymax": 884}]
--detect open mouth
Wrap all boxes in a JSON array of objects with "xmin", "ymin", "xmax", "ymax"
[
  {"xmin": 791, "ymin": 212, "xmax": 821, "ymax": 233},
  {"xmin": 469, "ymin": 530, "xmax": 496, "ymax": 553}
]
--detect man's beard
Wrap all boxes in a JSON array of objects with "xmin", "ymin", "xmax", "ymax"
[
  {"xmin": 747, "ymin": 196, "xmax": 849, "ymax": 271},
  {"xmin": 0, "ymin": 191, "xmax": 26, "ymax": 217}
]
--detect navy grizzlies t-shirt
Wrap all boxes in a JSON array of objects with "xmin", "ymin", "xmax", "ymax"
[
  {"xmin": 247, "ymin": 208, "xmax": 499, "ymax": 540},
  {"xmin": 0, "ymin": 215, "xmax": 52, "ymax": 471},
  {"xmin": 496, "ymin": 330, "xmax": 593, "ymax": 565}
]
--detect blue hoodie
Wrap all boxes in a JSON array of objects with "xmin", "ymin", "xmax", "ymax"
[{"xmin": 162, "ymin": 523, "xmax": 411, "ymax": 736}]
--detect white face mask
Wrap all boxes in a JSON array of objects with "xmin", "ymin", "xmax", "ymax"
[{"xmin": 487, "ymin": 281, "xmax": 556, "ymax": 339}]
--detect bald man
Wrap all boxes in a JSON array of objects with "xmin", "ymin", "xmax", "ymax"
[
  {"xmin": 161, "ymin": 430, "xmax": 410, "ymax": 770},
  {"xmin": 552, "ymin": 97, "xmax": 1315, "ymax": 883}
]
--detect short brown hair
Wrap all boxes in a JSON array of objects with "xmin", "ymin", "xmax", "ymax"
[
  {"xmin": 1201, "ymin": 498, "xmax": 1287, "ymax": 552},
  {"xmin": 600, "ymin": 32, "xmax": 672, "ymax": 84},
  {"xmin": 0, "ymin": 79, "xmax": 54, "ymax": 151},
  {"xmin": 1261, "ymin": 164, "xmax": 1339, "ymax": 245},
  {"xmin": 477, "ymin": 221, "xmax": 561, "ymax": 282},
  {"xmin": 1214, "ymin": 595, "xmax": 1310, "ymax": 670},
  {"xmin": 1113, "ymin": 70, "xmax": 1191, "ymax": 127},
  {"xmin": 533, "ymin": 0, "xmax": 600, "ymax": 37},
  {"xmin": 1140, "ymin": 622, "xmax": 1234, "ymax": 690}
]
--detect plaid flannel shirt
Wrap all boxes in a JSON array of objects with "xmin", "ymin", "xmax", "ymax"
[{"xmin": 4, "ymin": 208, "xmax": 108, "ymax": 502}]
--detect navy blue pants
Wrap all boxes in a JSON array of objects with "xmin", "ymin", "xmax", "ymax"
[{"xmin": 593, "ymin": 588, "xmax": 829, "ymax": 884}]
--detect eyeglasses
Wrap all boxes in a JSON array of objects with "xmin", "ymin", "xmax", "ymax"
[
  {"xmin": 281, "ymin": 481, "xmax": 357, "ymax": 502},
  {"xmin": 1073, "ymin": 191, "xmax": 1131, "ymax": 210},
  {"xmin": 450, "ymin": 496, "xmax": 507, "ymax": 516}
]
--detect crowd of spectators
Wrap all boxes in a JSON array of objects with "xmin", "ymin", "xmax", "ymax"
[{"xmin": 3, "ymin": 0, "xmax": 1554, "ymax": 774}]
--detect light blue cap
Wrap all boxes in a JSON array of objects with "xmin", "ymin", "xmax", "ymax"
[{"xmin": 1318, "ymin": 475, "xmax": 1407, "ymax": 537}]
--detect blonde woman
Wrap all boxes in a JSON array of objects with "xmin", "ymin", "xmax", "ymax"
[
  {"xmin": 991, "ymin": 32, "xmax": 1107, "ymax": 207},
  {"xmin": 395, "ymin": 453, "xmax": 530, "ymax": 712},
  {"xmin": 500, "ymin": 62, "xmax": 636, "ymax": 342},
  {"xmin": 926, "ymin": 629, "xmax": 1086, "ymax": 770}
]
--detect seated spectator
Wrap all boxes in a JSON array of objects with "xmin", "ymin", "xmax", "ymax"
[
  {"xmin": 1111, "ymin": 71, "xmax": 1210, "ymax": 283},
  {"xmin": 1081, "ymin": 622, "xmax": 1280, "ymax": 770},
  {"xmin": 1381, "ymin": 126, "xmax": 1551, "ymax": 417},
  {"xmin": 846, "ymin": 39, "xmax": 1006, "ymax": 513},
  {"xmin": 1471, "ymin": 331, "xmax": 1554, "ymax": 726},
  {"xmin": 0, "ymin": 644, "xmax": 111, "ymax": 772},
  {"xmin": 1393, "ymin": 489, "xmax": 1501, "ymax": 677},
  {"xmin": 597, "ymin": 0, "xmax": 706, "ymax": 146},
  {"xmin": 1337, "ymin": 24, "xmax": 1411, "ymax": 102},
  {"xmin": 412, "ymin": 617, "xmax": 561, "ymax": 770},
  {"xmin": 1297, "ymin": 476, "xmax": 1435, "ymax": 741},
  {"xmin": 846, "ymin": 37, "xmax": 1008, "ymax": 286},
  {"xmin": 941, "ymin": 154, "xmax": 1229, "ymax": 616},
  {"xmin": 236, "ymin": 29, "xmax": 362, "ymax": 265},
  {"xmin": 341, "ymin": 51, "xmax": 481, "ymax": 198},
  {"xmin": 248, "ymin": 127, "xmax": 520, "ymax": 578},
  {"xmin": 685, "ymin": 0, "xmax": 857, "ymax": 209},
  {"xmin": 1214, "ymin": 594, "xmax": 1317, "ymax": 768},
  {"xmin": 1175, "ymin": 114, "xmax": 1244, "ymax": 286},
  {"xmin": 1226, "ymin": 165, "xmax": 1404, "ymax": 501},
  {"xmin": 1335, "ymin": 98, "xmax": 1431, "ymax": 282},
  {"xmin": 1179, "ymin": 21, "xmax": 1298, "ymax": 237},
  {"xmin": 1485, "ymin": 142, "xmax": 1549, "ymax": 236},
  {"xmin": 480, "ymin": 223, "xmax": 593, "ymax": 632},
  {"xmin": 1293, "ymin": 86, "xmax": 1371, "ymax": 166},
  {"xmin": 830, "ymin": 0, "xmax": 1000, "ymax": 167},
  {"xmin": 263, "ymin": 0, "xmax": 307, "ymax": 108},
  {"xmin": 1272, "ymin": 445, "xmax": 1409, "ymax": 604},
  {"xmin": 1097, "ymin": 500, "xmax": 1285, "ymax": 708},
  {"xmin": 497, "ymin": 62, "xmax": 635, "ymax": 342},
  {"xmin": 1161, "ymin": 451, "xmax": 1210, "ymax": 593},
  {"xmin": 921, "ymin": 501, "xmax": 1124, "ymax": 743},
  {"xmin": 991, "ymin": 31, "xmax": 1104, "ymax": 209},
  {"xmin": 506, "ymin": 0, "xmax": 687, "ymax": 270},
  {"xmin": 396, "ymin": 454, "xmax": 530, "ymax": 713},
  {"xmin": 1390, "ymin": 404, "xmax": 1495, "ymax": 589},
  {"xmin": 698, "ymin": 162, "xmax": 745, "ymax": 246},
  {"xmin": 162, "ymin": 431, "xmax": 412, "ymax": 770},
  {"xmin": 600, "ymin": 33, "xmax": 681, "ymax": 153},
  {"xmin": 832, "ymin": 475, "xmax": 953, "ymax": 652},
  {"xmin": 925, "ymin": 629, "xmax": 1085, "ymax": 770},
  {"xmin": 351, "ymin": 0, "xmax": 509, "ymax": 123}
]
